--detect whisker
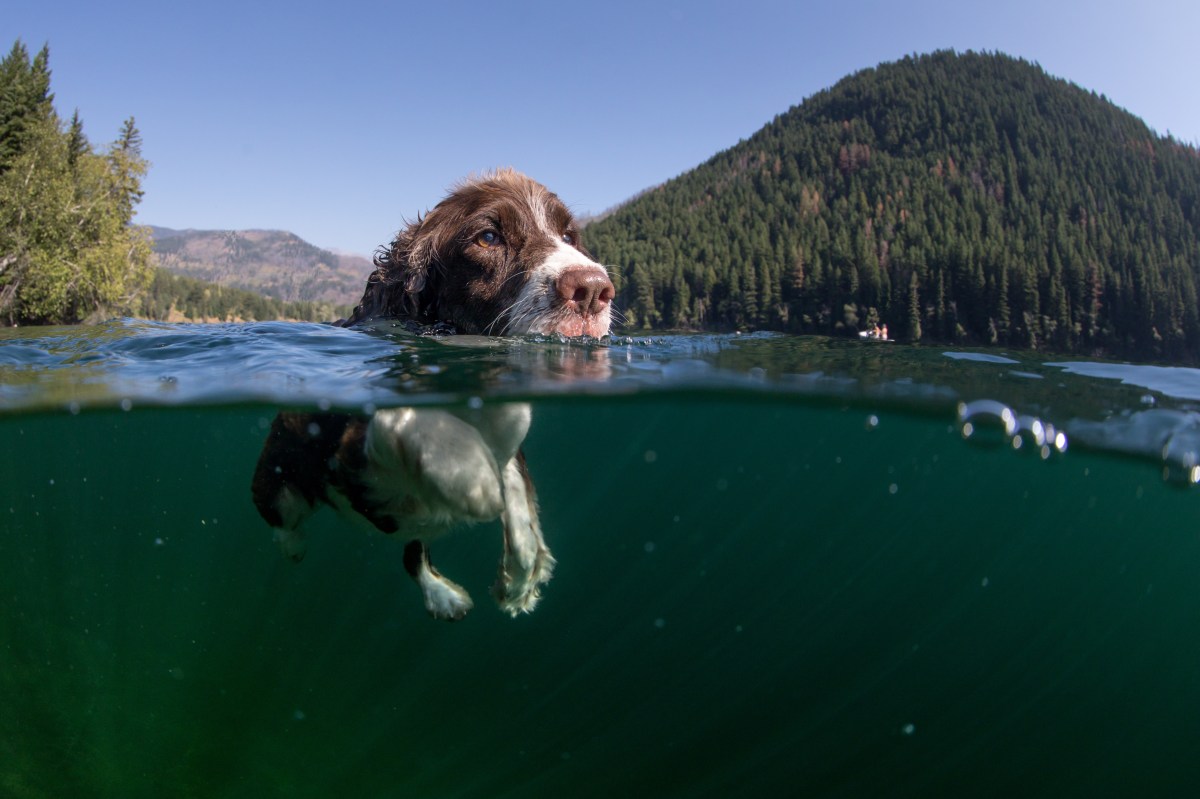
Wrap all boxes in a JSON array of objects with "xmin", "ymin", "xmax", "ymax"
[
  {"xmin": 484, "ymin": 271, "xmax": 543, "ymax": 335},
  {"xmin": 486, "ymin": 306, "xmax": 517, "ymax": 335}
]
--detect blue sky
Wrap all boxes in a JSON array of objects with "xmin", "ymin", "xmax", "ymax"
[{"xmin": 6, "ymin": 0, "xmax": 1199, "ymax": 256}]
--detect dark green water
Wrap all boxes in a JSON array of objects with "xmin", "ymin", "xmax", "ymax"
[{"xmin": 3, "ymin": 321, "xmax": 1200, "ymax": 796}]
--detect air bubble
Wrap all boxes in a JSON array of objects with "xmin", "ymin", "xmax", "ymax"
[
  {"xmin": 959, "ymin": 401, "xmax": 1067, "ymax": 457},
  {"xmin": 957, "ymin": 400, "xmax": 1017, "ymax": 446},
  {"xmin": 1161, "ymin": 427, "xmax": 1200, "ymax": 485},
  {"xmin": 1015, "ymin": 415, "xmax": 1046, "ymax": 447}
]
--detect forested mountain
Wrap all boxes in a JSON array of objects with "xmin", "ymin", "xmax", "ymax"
[
  {"xmin": 584, "ymin": 50, "xmax": 1200, "ymax": 363},
  {"xmin": 149, "ymin": 227, "xmax": 369, "ymax": 307}
]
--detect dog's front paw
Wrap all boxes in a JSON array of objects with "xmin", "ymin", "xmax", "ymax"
[
  {"xmin": 421, "ymin": 575, "xmax": 474, "ymax": 621},
  {"xmin": 494, "ymin": 547, "xmax": 556, "ymax": 616},
  {"xmin": 273, "ymin": 528, "xmax": 307, "ymax": 563}
]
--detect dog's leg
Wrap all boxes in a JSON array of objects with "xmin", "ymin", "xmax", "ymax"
[
  {"xmin": 269, "ymin": 487, "xmax": 316, "ymax": 562},
  {"xmin": 492, "ymin": 450, "xmax": 555, "ymax": 616},
  {"xmin": 252, "ymin": 458, "xmax": 319, "ymax": 563},
  {"xmin": 403, "ymin": 540, "xmax": 473, "ymax": 621},
  {"xmin": 252, "ymin": 412, "xmax": 350, "ymax": 563}
]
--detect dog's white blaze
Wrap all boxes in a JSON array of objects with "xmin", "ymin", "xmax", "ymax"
[
  {"xmin": 528, "ymin": 190, "xmax": 551, "ymax": 233},
  {"xmin": 506, "ymin": 239, "xmax": 611, "ymax": 337}
]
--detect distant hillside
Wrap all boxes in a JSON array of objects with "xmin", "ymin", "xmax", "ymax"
[
  {"xmin": 584, "ymin": 50, "xmax": 1200, "ymax": 363},
  {"xmin": 148, "ymin": 227, "xmax": 371, "ymax": 307}
]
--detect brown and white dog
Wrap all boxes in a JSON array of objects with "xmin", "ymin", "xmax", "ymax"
[
  {"xmin": 343, "ymin": 168, "xmax": 614, "ymax": 336},
  {"xmin": 251, "ymin": 171, "xmax": 614, "ymax": 620}
]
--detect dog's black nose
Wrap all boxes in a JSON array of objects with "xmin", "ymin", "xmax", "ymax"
[{"xmin": 556, "ymin": 266, "xmax": 615, "ymax": 316}]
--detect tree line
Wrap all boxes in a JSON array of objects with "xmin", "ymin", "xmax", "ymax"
[
  {"xmin": 139, "ymin": 270, "xmax": 351, "ymax": 323},
  {"xmin": 584, "ymin": 50, "xmax": 1200, "ymax": 363}
]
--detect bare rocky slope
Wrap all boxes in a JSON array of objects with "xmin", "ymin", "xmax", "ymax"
[{"xmin": 148, "ymin": 227, "xmax": 371, "ymax": 307}]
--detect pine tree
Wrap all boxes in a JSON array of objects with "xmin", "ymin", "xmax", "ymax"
[
  {"xmin": 629, "ymin": 263, "xmax": 658, "ymax": 329},
  {"xmin": 906, "ymin": 271, "xmax": 922, "ymax": 342},
  {"xmin": 668, "ymin": 267, "xmax": 691, "ymax": 328},
  {"xmin": 0, "ymin": 40, "xmax": 153, "ymax": 325},
  {"xmin": 109, "ymin": 117, "xmax": 146, "ymax": 219},
  {"xmin": 0, "ymin": 41, "xmax": 53, "ymax": 170},
  {"xmin": 66, "ymin": 109, "xmax": 87, "ymax": 168}
]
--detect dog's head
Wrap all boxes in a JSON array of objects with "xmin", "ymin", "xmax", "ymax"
[{"xmin": 348, "ymin": 170, "xmax": 614, "ymax": 337}]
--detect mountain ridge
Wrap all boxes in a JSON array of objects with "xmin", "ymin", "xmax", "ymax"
[
  {"xmin": 583, "ymin": 49, "xmax": 1200, "ymax": 363},
  {"xmin": 147, "ymin": 226, "xmax": 371, "ymax": 307}
]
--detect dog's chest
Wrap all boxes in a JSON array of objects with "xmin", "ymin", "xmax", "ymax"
[{"xmin": 332, "ymin": 404, "xmax": 533, "ymax": 538}]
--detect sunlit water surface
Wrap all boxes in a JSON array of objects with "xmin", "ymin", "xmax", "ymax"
[{"xmin": 3, "ymin": 319, "xmax": 1200, "ymax": 797}]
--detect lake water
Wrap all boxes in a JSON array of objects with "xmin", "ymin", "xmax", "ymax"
[{"xmin": 3, "ymin": 319, "xmax": 1200, "ymax": 797}]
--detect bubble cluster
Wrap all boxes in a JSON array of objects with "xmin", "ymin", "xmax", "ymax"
[
  {"xmin": 957, "ymin": 400, "xmax": 1067, "ymax": 459},
  {"xmin": 1011, "ymin": 413, "xmax": 1069, "ymax": 458}
]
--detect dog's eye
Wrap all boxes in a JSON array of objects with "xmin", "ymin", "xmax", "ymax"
[
  {"xmin": 562, "ymin": 232, "xmax": 576, "ymax": 246},
  {"xmin": 476, "ymin": 231, "xmax": 502, "ymax": 248}
]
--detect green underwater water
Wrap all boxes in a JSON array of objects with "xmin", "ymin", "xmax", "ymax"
[{"xmin": 3, "ymin": 323, "xmax": 1200, "ymax": 796}]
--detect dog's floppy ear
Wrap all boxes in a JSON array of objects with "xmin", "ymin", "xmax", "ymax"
[
  {"xmin": 342, "ymin": 218, "xmax": 439, "ymax": 326},
  {"xmin": 389, "ymin": 219, "xmax": 437, "ymax": 297}
]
